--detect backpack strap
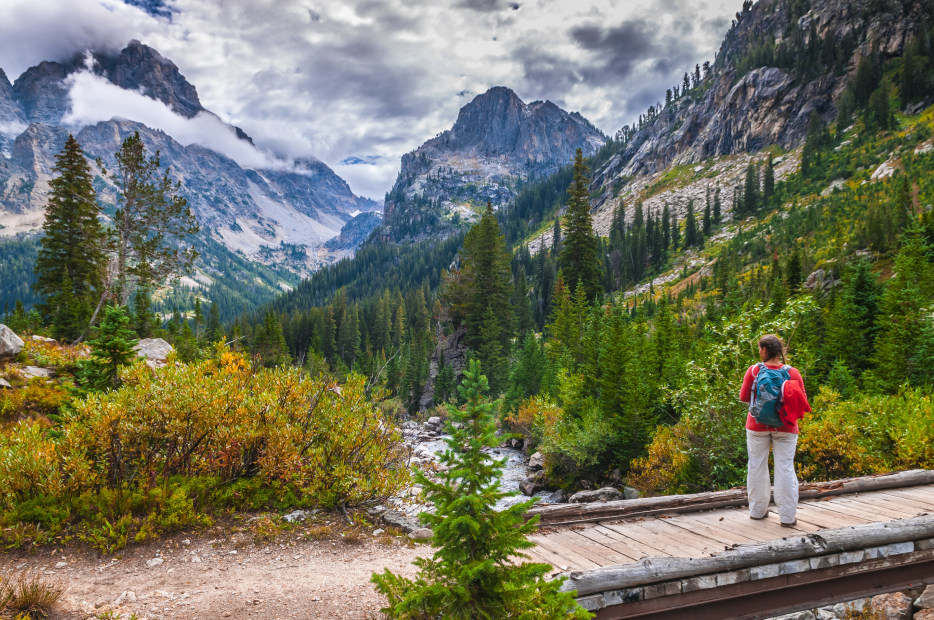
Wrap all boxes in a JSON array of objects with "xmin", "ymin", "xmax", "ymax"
[{"xmin": 750, "ymin": 362, "xmax": 767, "ymax": 406}]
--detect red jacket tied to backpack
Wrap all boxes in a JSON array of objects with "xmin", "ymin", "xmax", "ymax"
[{"xmin": 739, "ymin": 363, "xmax": 811, "ymax": 433}]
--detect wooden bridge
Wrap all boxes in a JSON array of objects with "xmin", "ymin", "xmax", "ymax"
[{"xmin": 525, "ymin": 470, "xmax": 934, "ymax": 619}]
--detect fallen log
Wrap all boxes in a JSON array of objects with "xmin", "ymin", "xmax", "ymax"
[{"xmin": 529, "ymin": 469, "xmax": 934, "ymax": 526}]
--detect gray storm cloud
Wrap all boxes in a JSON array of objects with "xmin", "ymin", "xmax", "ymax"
[
  {"xmin": 63, "ymin": 70, "xmax": 302, "ymax": 172},
  {"xmin": 2, "ymin": 0, "xmax": 738, "ymax": 199}
]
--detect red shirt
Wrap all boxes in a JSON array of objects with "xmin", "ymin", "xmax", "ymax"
[{"xmin": 739, "ymin": 363, "xmax": 806, "ymax": 433}]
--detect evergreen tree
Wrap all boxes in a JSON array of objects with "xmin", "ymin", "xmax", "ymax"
[
  {"xmin": 824, "ymin": 259, "xmax": 880, "ymax": 376},
  {"xmin": 513, "ymin": 265, "xmax": 534, "ymax": 338},
  {"xmin": 131, "ymin": 288, "xmax": 158, "ymax": 338},
  {"xmin": 743, "ymin": 163, "xmax": 760, "ymax": 214},
  {"xmin": 254, "ymin": 310, "xmax": 291, "ymax": 367},
  {"xmin": 702, "ymin": 190, "xmax": 712, "ymax": 236},
  {"xmin": 206, "ymin": 302, "xmax": 224, "ymax": 343},
  {"xmin": 763, "ymin": 157, "xmax": 775, "ymax": 206},
  {"xmin": 433, "ymin": 350, "xmax": 455, "ymax": 405},
  {"xmin": 559, "ymin": 149, "xmax": 602, "ymax": 301},
  {"xmin": 505, "ymin": 332, "xmax": 549, "ymax": 411},
  {"xmin": 476, "ymin": 306, "xmax": 509, "ymax": 395},
  {"xmin": 873, "ymin": 227, "xmax": 934, "ymax": 390},
  {"xmin": 551, "ymin": 216, "xmax": 562, "ymax": 256},
  {"xmin": 79, "ymin": 305, "xmax": 140, "ymax": 391},
  {"xmin": 713, "ymin": 188, "xmax": 722, "ymax": 224},
  {"xmin": 670, "ymin": 214, "xmax": 681, "ymax": 252},
  {"xmin": 684, "ymin": 200, "xmax": 700, "ymax": 248},
  {"xmin": 443, "ymin": 203, "xmax": 513, "ymax": 354},
  {"xmin": 108, "ymin": 131, "xmax": 199, "ymax": 305},
  {"xmin": 372, "ymin": 360, "xmax": 591, "ymax": 620},
  {"xmin": 34, "ymin": 135, "xmax": 106, "ymax": 341},
  {"xmin": 785, "ymin": 248, "xmax": 802, "ymax": 292}
]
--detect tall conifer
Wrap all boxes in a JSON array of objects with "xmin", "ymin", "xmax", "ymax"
[
  {"xmin": 559, "ymin": 149, "xmax": 602, "ymax": 301},
  {"xmin": 34, "ymin": 135, "xmax": 106, "ymax": 340}
]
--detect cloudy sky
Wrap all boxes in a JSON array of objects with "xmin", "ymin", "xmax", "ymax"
[{"xmin": 1, "ymin": 0, "xmax": 738, "ymax": 200}]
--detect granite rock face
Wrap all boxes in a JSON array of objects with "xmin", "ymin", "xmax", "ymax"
[
  {"xmin": 591, "ymin": 0, "xmax": 927, "ymax": 216},
  {"xmin": 381, "ymin": 86, "xmax": 605, "ymax": 241}
]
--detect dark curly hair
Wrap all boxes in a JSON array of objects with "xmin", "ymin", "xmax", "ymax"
[{"xmin": 758, "ymin": 334, "xmax": 786, "ymax": 363}]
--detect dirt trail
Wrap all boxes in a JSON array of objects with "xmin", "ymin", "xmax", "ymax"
[{"xmin": 0, "ymin": 526, "xmax": 425, "ymax": 620}]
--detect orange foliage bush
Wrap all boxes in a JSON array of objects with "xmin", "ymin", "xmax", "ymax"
[{"xmin": 628, "ymin": 424, "xmax": 693, "ymax": 496}]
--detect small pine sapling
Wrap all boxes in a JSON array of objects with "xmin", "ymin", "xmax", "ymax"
[{"xmin": 372, "ymin": 360, "xmax": 591, "ymax": 619}]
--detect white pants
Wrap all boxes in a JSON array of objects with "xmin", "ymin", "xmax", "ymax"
[{"xmin": 746, "ymin": 430, "xmax": 799, "ymax": 523}]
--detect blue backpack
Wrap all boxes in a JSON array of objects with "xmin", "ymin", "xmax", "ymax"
[{"xmin": 750, "ymin": 363, "xmax": 791, "ymax": 427}]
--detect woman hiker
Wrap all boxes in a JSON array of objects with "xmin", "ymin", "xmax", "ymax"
[{"xmin": 739, "ymin": 334, "xmax": 811, "ymax": 527}]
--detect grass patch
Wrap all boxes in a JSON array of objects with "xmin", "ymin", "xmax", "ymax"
[{"xmin": 0, "ymin": 572, "xmax": 64, "ymax": 619}]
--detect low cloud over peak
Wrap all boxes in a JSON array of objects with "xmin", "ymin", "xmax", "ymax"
[{"xmin": 2, "ymin": 0, "xmax": 739, "ymax": 199}]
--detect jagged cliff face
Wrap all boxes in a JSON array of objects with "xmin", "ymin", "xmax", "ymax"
[
  {"xmin": 382, "ymin": 86, "xmax": 605, "ymax": 241},
  {"xmin": 593, "ymin": 0, "xmax": 927, "ymax": 207},
  {"xmin": 0, "ymin": 41, "xmax": 379, "ymax": 279}
]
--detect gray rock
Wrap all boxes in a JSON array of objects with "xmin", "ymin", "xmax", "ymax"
[
  {"xmin": 528, "ymin": 451, "xmax": 545, "ymax": 471},
  {"xmin": 54, "ymin": 561, "xmax": 67, "ymax": 569},
  {"xmin": 834, "ymin": 598, "xmax": 868, "ymax": 616},
  {"xmin": 917, "ymin": 585, "xmax": 934, "ymax": 609},
  {"xmin": 814, "ymin": 608, "xmax": 835, "ymax": 620},
  {"xmin": 21, "ymin": 366, "xmax": 54, "ymax": 379},
  {"xmin": 282, "ymin": 510, "xmax": 310, "ymax": 523},
  {"xmin": 372, "ymin": 529, "xmax": 384, "ymax": 536},
  {"xmin": 870, "ymin": 592, "xmax": 912, "ymax": 620},
  {"xmin": 623, "ymin": 486, "xmax": 641, "ymax": 500},
  {"xmin": 570, "ymin": 487, "xmax": 624, "ymax": 503},
  {"xmin": 0, "ymin": 324, "xmax": 24, "ymax": 361},
  {"xmin": 114, "ymin": 591, "xmax": 137, "ymax": 605},
  {"xmin": 519, "ymin": 475, "xmax": 545, "ymax": 497},
  {"xmin": 134, "ymin": 338, "xmax": 174, "ymax": 362},
  {"xmin": 0, "ymin": 378, "xmax": 11, "ymax": 389},
  {"xmin": 146, "ymin": 557, "xmax": 164, "ymax": 568},
  {"xmin": 381, "ymin": 509, "xmax": 422, "ymax": 533},
  {"xmin": 426, "ymin": 416, "xmax": 442, "ymax": 427},
  {"xmin": 408, "ymin": 528, "xmax": 433, "ymax": 540}
]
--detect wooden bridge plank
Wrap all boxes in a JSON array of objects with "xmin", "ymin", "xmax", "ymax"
[
  {"xmin": 828, "ymin": 494, "xmax": 925, "ymax": 520},
  {"xmin": 560, "ymin": 528, "xmax": 640, "ymax": 565},
  {"xmin": 589, "ymin": 524, "xmax": 670, "ymax": 559},
  {"xmin": 527, "ymin": 535, "xmax": 579, "ymax": 571},
  {"xmin": 874, "ymin": 487, "xmax": 934, "ymax": 511},
  {"xmin": 570, "ymin": 526, "xmax": 645, "ymax": 563},
  {"xmin": 702, "ymin": 505, "xmax": 820, "ymax": 538},
  {"xmin": 846, "ymin": 492, "xmax": 932, "ymax": 514},
  {"xmin": 808, "ymin": 496, "xmax": 907, "ymax": 523},
  {"xmin": 665, "ymin": 509, "xmax": 769, "ymax": 546},
  {"xmin": 668, "ymin": 513, "xmax": 759, "ymax": 545},
  {"xmin": 611, "ymin": 518, "xmax": 719, "ymax": 557},
  {"xmin": 595, "ymin": 523, "xmax": 683, "ymax": 558},
  {"xmin": 530, "ymin": 532, "xmax": 602, "ymax": 570},
  {"xmin": 794, "ymin": 501, "xmax": 877, "ymax": 529}
]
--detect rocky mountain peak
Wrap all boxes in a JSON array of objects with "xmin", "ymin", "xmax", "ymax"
[
  {"xmin": 381, "ymin": 86, "xmax": 604, "ymax": 241},
  {"xmin": 94, "ymin": 40, "xmax": 203, "ymax": 119}
]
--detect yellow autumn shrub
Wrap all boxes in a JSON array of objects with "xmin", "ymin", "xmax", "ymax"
[
  {"xmin": 797, "ymin": 387, "xmax": 934, "ymax": 480},
  {"xmin": 628, "ymin": 424, "xmax": 693, "ymax": 496},
  {"xmin": 65, "ymin": 346, "xmax": 409, "ymax": 506}
]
